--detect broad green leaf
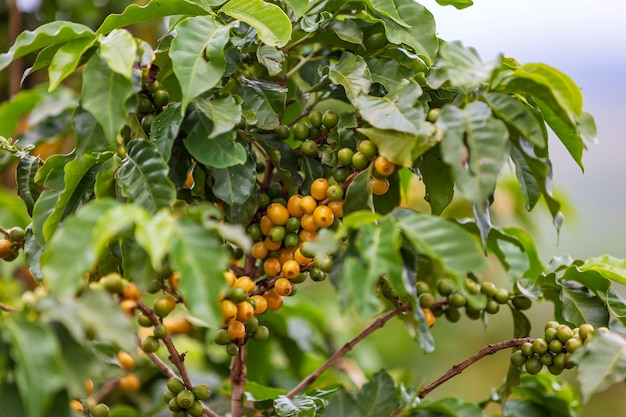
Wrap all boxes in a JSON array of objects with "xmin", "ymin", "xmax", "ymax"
[
  {"xmin": 343, "ymin": 171, "xmax": 373, "ymax": 216},
  {"xmin": 428, "ymin": 41, "xmax": 496, "ymax": 89},
  {"xmin": 418, "ymin": 146, "xmax": 454, "ymax": 215},
  {"xmin": 284, "ymin": 0, "xmax": 309, "ymax": 19},
  {"xmin": 573, "ymin": 328, "xmax": 626, "ymax": 402},
  {"xmin": 96, "ymin": 0, "xmax": 210, "ymax": 34},
  {"xmin": 98, "ymin": 29, "xmax": 136, "ymax": 79},
  {"xmin": 73, "ymin": 110, "xmax": 110, "ymax": 157},
  {"xmin": 408, "ymin": 397, "xmax": 485, "ymax": 417},
  {"xmin": 195, "ymin": 96, "xmax": 242, "ymax": 138},
  {"xmin": 81, "ymin": 55, "xmax": 134, "ymax": 147},
  {"xmin": 483, "ymin": 92, "xmax": 546, "ymax": 148},
  {"xmin": 581, "ymin": 255, "xmax": 626, "ymax": 286},
  {"xmin": 581, "ymin": 111, "xmax": 597, "ymax": 140},
  {"xmin": 510, "ymin": 138, "xmax": 563, "ymax": 229},
  {"xmin": 24, "ymin": 227, "xmax": 43, "ymax": 281},
  {"xmin": 116, "ymin": 140, "xmax": 176, "ymax": 214},
  {"xmin": 48, "ymin": 37, "xmax": 95, "ymax": 91},
  {"xmin": 185, "ymin": 118, "xmax": 247, "ymax": 168},
  {"xmin": 328, "ymin": 18, "xmax": 363, "ymax": 45},
  {"xmin": 559, "ymin": 280, "xmax": 609, "ymax": 328},
  {"xmin": 274, "ymin": 395, "xmax": 317, "ymax": 417},
  {"xmin": 170, "ymin": 218, "xmax": 230, "ymax": 324},
  {"xmin": 328, "ymin": 52, "xmax": 371, "ymax": 104},
  {"xmin": 42, "ymin": 153, "xmax": 104, "ymax": 242},
  {"xmin": 241, "ymin": 77, "xmax": 287, "ymax": 130},
  {"xmin": 505, "ymin": 373, "xmax": 581, "ymax": 417},
  {"xmin": 363, "ymin": 0, "xmax": 410, "ymax": 27},
  {"xmin": 257, "ymin": 45, "xmax": 285, "ymax": 76},
  {"xmin": 221, "ymin": 0, "xmax": 292, "ymax": 47},
  {"xmin": 209, "ymin": 154, "xmax": 257, "ymax": 206},
  {"xmin": 150, "ymin": 103, "xmax": 184, "ymax": 161},
  {"xmin": 5, "ymin": 317, "xmax": 65, "ymax": 417},
  {"xmin": 170, "ymin": 15, "xmax": 230, "ymax": 113},
  {"xmin": 503, "ymin": 63, "xmax": 584, "ymax": 170},
  {"xmin": 392, "ymin": 209, "xmax": 489, "ymax": 281},
  {"xmin": 16, "ymin": 156, "xmax": 41, "ymax": 216},
  {"xmin": 355, "ymin": 79, "xmax": 423, "ymax": 135},
  {"xmin": 502, "ymin": 227, "xmax": 544, "ymax": 279},
  {"xmin": 323, "ymin": 387, "xmax": 360, "ymax": 417},
  {"xmin": 356, "ymin": 370, "xmax": 399, "ymax": 416},
  {"xmin": 366, "ymin": 56, "xmax": 415, "ymax": 92},
  {"xmin": 439, "ymin": 102, "xmax": 510, "ymax": 211},
  {"xmin": 357, "ymin": 128, "xmax": 418, "ymax": 167},
  {"xmin": 341, "ymin": 253, "xmax": 378, "ymax": 316},
  {"xmin": 0, "ymin": 88, "xmax": 41, "ymax": 137},
  {"xmin": 94, "ymin": 156, "xmax": 120, "ymax": 199},
  {"xmin": 435, "ymin": 0, "xmax": 474, "ymax": 9},
  {"xmin": 135, "ymin": 209, "xmax": 174, "ymax": 271},
  {"xmin": 244, "ymin": 381, "xmax": 286, "ymax": 402},
  {"xmin": 0, "ymin": 21, "xmax": 94, "ymax": 72},
  {"xmin": 377, "ymin": 0, "xmax": 438, "ymax": 66}
]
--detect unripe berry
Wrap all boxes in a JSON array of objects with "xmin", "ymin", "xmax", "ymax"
[
  {"xmin": 301, "ymin": 140, "xmax": 318, "ymax": 156},
  {"xmin": 510, "ymin": 350, "xmax": 527, "ymax": 367},
  {"xmin": 8, "ymin": 227, "xmax": 26, "ymax": 243},
  {"xmin": 322, "ymin": 110, "xmax": 339, "ymax": 129},
  {"xmin": 176, "ymin": 389, "xmax": 195, "ymax": 409},
  {"xmin": 167, "ymin": 377, "xmax": 186, "ymax": 394},
  {"xmin": 187, "ymin": 400, "xmax": 205, "ymax": 417},
  {"xmin": 525, "ymin": 356, "xmax": 543, "ymax": 374},
  {"xmin": 213, "ymin": 329, "xmax": 231, "ymax": 345},
  {"xmin": 493, "ymin": 288, "xmax": 510, "ymax": 304},
  {"xmin": 92, "ymin": 403, "xmax": 110, "ymax": 417},
  {"xmin": 252, "ymin": 325, "xmax": 270, "ymax": 341},
  {"xmin": 556, "ymin": 325, "xmax": 574, "ymax": 344},
  {"xmin": 141, "ymin": 335, "xmax": 160, "ymax": 353},
  {"xmin": 532, "ymin": 338, "xmax": 548, "ymax": 355},
  {"xmin": 436, "ymin": 279, "xmax": 455, "ymax": 296}
]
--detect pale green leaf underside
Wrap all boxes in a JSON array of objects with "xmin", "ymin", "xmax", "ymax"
[{"xmin": 221, "ymin": 0, "xmax": 292, "ymax": 47}]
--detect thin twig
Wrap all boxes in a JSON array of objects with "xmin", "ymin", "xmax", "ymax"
[
  {"xmin": 230, "ymin": 343, "xmax": 248, "ymax": 417},
  {"xmin": 0, "ymin": 227, "xmax": 9, "ymax": 238},
  {"xmin": 287, "ymin": 304, "xmax": 410, "ymax": 398},
  {"xmin": 418, "ymin": 337, "xmax": 534, "ymax": 399},
  {"xmin": 0, "ymin": 302, "xmax": 19, "ymax": 312}
]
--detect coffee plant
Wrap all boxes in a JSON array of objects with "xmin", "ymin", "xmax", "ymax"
[{"xmin": 0, "ymin": 1, "xmax": 625, "ymax": 416}]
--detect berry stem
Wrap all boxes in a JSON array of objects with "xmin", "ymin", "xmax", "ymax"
[
  {"xmin": 0, "ymin": 302, "xmax": 18, "ymax": 312},
  {"xmin": 230, "ymin": 343, "xmax": 248, "ymax": 417},
  {"xmin": 0, "ymin": 226, "xmax": 9, "ymax": 238},
  {"xmin": 417, "ymin": 337, "xmax": 534, "ymax": 399},
  {"xmin": 287, "ymin": 303, "xmax": 410, "ymax": 398}
]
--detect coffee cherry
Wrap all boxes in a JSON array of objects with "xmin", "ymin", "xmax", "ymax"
[
  {"xmin": 511, "ymin": 296, "xmax": 532, "ymax": 310},
  {"xmin": 373, "ymin": 155, "xmax": 395, "ymax": 177},
  {"xmin": 282, "ymin": 259, "xmax": 300, "ymax": 279},
  {"xmin": 510, "ymin": 350, "xmax": 527, "ymax": 367},
  {"xmin": 445, "ymin": 308, "xmax": 461, "ymax": 323},
  {"xmin": 187, "ymin": 400, "xmax": 205, "ymax": 417},
  {"xmin": 544, "ymin": 327, "xmax": 558, "ymax": 343},
  {"xmin": 118, "ymin": 373, "xmax": 141, "ymax": 392},
  {"xmin": 264, "ymin": 289, "xmax": 284, "ymax": 310},
  {"xmin": 214, "ymin": 329, "xmax": 231, "ymax": 345},
  {"xmin": 144, "ymin": 80, "xmax": 160, "ymax": 92},
  {"xmin": 141, "ymin": 335, "xmax": 160, "ymax": 353},
  {"xmin": 565, "ymin": 337, "xmax": 583, "ymax": 353},
  {"xmin": 137, "ymin": 94, "xmax": 154, "ymax": 113},
  {"xmin": 101, "ymin": 273, "xmax": 124, "ymax": 294},
  {"xmin": 154, "ymin": 296, "xmax": 176, "ymax": 318},
  {"xmin": 310, "ymin": 178, "xmax": 330, "ymax": 201},
  {"xmin": 549, "ymin": 339, "xmax": 563, "ymax": 354},
  {"xmin": 236, "ymin": 301, "xmax": 254, "ymax": 322},
  {"xmin": 419, "ymin": 293, "xmax": 434, "ymax": 308},
  {"xmin": 436, "ymin": 279, "xmax": 455, "ymax": 296},
  {"xmin": 369, "ymin": 177, "xmax": 389, "ymax": 195},
  {"xmin": 235, "ymin": 276, "xmax": 255, "ymax": 293},
  {"xmin": 85, "ymin": 379, "xmax": 94, "ymax": 396},
  {"xmin": 422, "ymin": 307, "xmax": 436, "ymax": 327},
  {"xmin": 520, "ymin": 342, "xmax": 534, "ymax": 357},
  {"xmin": 448, "ymin": 293, "xmax": 467, "ymax": 308},
  {"xmin": 301, "ymin": 140, "xmax": 318, "ymax": 156},
  {"xmin": 117, "ymin": 351, "xmax": 135, "ymax": 370},
  {"xmin": 465, "ymin": 304, "xmax": 482, "ymax": 320},
  {"xmin": 263, "ymin": 257, "xmax": 282, "ymax": 276},
  {"xmin": 293, "ymin": 122, "xmax": 310, "ymax": 140},
  {"xmin": 141, "ymin": 113, "xmax": 155, "ymax": 133},
  {"xmin": 351, "ymin": 151, "xmax": 369, "ymax": 170},
  {"xmin": 267, "ymin": 203, "xmax": 290, "ymax": 225},
  {"xmin": 252, "ymin": 325, "xmax": 270, "ymax": 342},
  {"xmin": 427, "ymin": 108, "xmax": 440, "ymax": 123},
  {"xmin": 191, "ymin": 384, "xmax": 211, "ymax": 401},
  {"xmin": 309, "ymin": 111, "xmax": 323, "ymax": 128},
  {"xmin": 167, "ymin": 377, "xmax": 186, "ymax": 394},
  {"xmin": 8, "ymin": 227, "xmax": 25, "ymax": 243},
  {"xmin": 250, "ymin": 295, "xmax": 268, "ymax": 315},
  {"xmin": 228, "ymin": 286, "xmax": 249, "ymax": 304},
  {"xmin": 493, "ymin": 288, "xmax": 510, "ymax": 304},
  {"xmin": 484, "ymin": 299, "xmax": 500, "ymax": 315},
  {"xmin": 176, "ymin": 389, "xmax": 195, "ymax": 409},
  {"xmin": 540, "ymin": 352, "xmax": 554, "ymax": 366},
  {"xmin": 153, "ymin": 323, "xmax": 168, "ymax": 339},
  {"xmin": 579, "ymin": 323, "xmax": 595, "ymax": 341},
  {"xmin": 416, "ymin": 281, "xmax": 430, "ymax": 295},
  {"xmin": 545, "ymin": 320, "xmax": 560, "ymax": 331},
  {"xmin": 556, "ymin": 325, "xmax": 574, "ymax": 344},
  {"xmin": 70, "ymin": 400, "xmax": 84, "ymax": 413},
  {"xmin": 313, "ymin": 205, "xmax": 334, "ymax": 228},
  {"xmin": 228, "ymin": 320, "xmax": 246, "ymax": 340},
  {"xmin": 480, "ymin": 281, "xmax": 497, "ymax": 297},
  {"xmin": 92, "ymin": 403, "xmax": 110, "ymax": 417},
  {"xmin": 268, "ymin": 225, "xmax": 286, "ymax": 243},
  {"xmin": 284, "ymin": 233, "xmax": 300, "ymax": 249},
  {"xmin": 152, "ymin": 89, "xmax": 170, "ymax": 107},
  {"xmin": 274, "ymin": 277, "xmax": 293, "ymax": 296},
  {"xmin": 274, "ymin": 124, "xmax": 291, "ymax": 139},
  {"xmin": 0, "ymin": 240, "xmax": 13, "ymax": 259},
  {"xmin": 322, "ymin": 110, "xmax": 339, "ymax": 129},
  {"xmin": 532, "ymin": 338, "xmax": 548, "ymax": 355},
  {"xmin": 338, "ymin": 148, "xmax": 354, "ymax": 166},
  {"xmin": 525, "ymin": 356, "xmax": 543, "ymax": 374},
  {"xmin": 226, "ymin": 343, "xmax": 240, "ymax": 356},
  {"xmin": 220, "ymin": 299, "xmax": 238, "ymax": 323},
  {"xmin": 358, "ymin": 140, "xmax": 377, "ymax": 160},
  {"xmin": 169, "ymin": 397, "xmax": 183, "ymax": 412}
]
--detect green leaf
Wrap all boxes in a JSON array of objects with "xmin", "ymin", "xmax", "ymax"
[
  {"xmin": 364, "ymin": 0, "xmax": 410, "ymax": 27},
  {"xmin": 418, "ymin": 146, "xmax": 454, "ymax": 215},
  {"xmin": 284, "ymin": 0, "xmax": 309, "ymax": 19},
  {"xmin": 328, "ymin": 19, "xmax": 363, "ymax": 45},
  {"xmin": 392, "ymin": 209, "xmax": 489, "ymax": 281},
  {"xmin": 483, "ymin": 92, "xmax": 546, "ymax": 149},
  {"xmin": 510, "ymin": 137, "xmax": 563, "ymax": 229},
  {"xmin": 241, "ymin": 77, "xmax": 287, "ymax": 130},
  {"xmin": 135, "ymin": 209, "xmax": 175, "ymax": 271},
  {"xmin": 323, "ymin": 387, "xmax": 360, "ymax": 417},
  {"xmin": 0, "ymin": 88, "xmax": 41, "ymax": 137},
  {"xmin": 581, "ymin": 255, "xmax": 626, "ymax": 286},
  {"xmin": 366, "ymin": 56, "xmax": 415, "ymax": 92},
  {"xmin": 209, "ymin": 155, "xmax": 257, "ymax": 206},
  {"xmin": 428, "ymin": 41, "xmax": 496, "ymax": 89},
  {"xmin": 244, "ymin": 381, "xmax": 286, "ymax": 402},
  {"xmin": 150, "ymin": 103, "xmax": 184, "ymax": 161},
  {"xmin": 185, "ymin": 118, "xmax": 247, "ymax": 168},
  {"xmin": 559, "ymin": 280, "xmax": 609, "ymax": 328},
  {"xmin": 377, "ymin": 0, "xmax": 438, "ymax": 66},
  {"xmin": 252, "ymin": 132, "xmax": 301, "ymax": 191},
  {"xmin": 94, "ymin": 156, "xmax": 119, "ymax": 199},
  {"xmin": 5, "ymin": 317, "xmax": 65, "ymax": 417},
  {"xmin": 81, "ymin": 55, "xmax": 134, "ymax": 147},
  {"xmin": 573, "ymin": 330, "xmax": 626, "ymax": 403},
  {"xmin": 355, "ymin": 79, "xmax": 423, "ymax": 135},
  {"xmin": 343, "ymin": 171, "xmax": 373, "ymax": 216},
  {"xmin": 408, "ymin": 397, "xmax": 485, "ymax": 417},
  {"xmin": 96, "ymin": 0, "xmax": 210, "ymax": 34},
  {"xmin": 328, "ymin": 52, "xmax": 372, "ymax": 104},
  {"xmin": 170, "ymin": 217, "xmax": 230, "ymax": 324},
  {"xmin": 16, "ymin": 156, "xmax": 41, "ymax": 216},
  {"xmin": 506, "ymin": 373, "xmax": 582, "ymax": 417},
  {"xmin": 42, "ymin": 153, "xmax": 104, "ymax": 242},
  {"xmin": 98, "ymin": 29, "xmax": 137, "ymax": 79},
  {"xmin": 439, "ymin": 102, "xmax": 510, "ymax": 211},
  {"xmin": 73, "ymin": 110, "xmax": 110, "ymax": 157},
  {"xmin": 502, "ymin": 227, "xmax": 545, "ymax": 279},
  {"xmin": 356, "ymin": 370, "xmax": 399, "ymax": 416},
  {"xmin": 0, "ymin": 21, "xmax": 94, "ymax": 72},
  {"xmin": 274, "ymin": 395, "xmax": 317, "ymax": 417},
  {"xmin": 170, "ymin": 15, "xmax": 230, "ymax": 113},
  {"xmin": 435, "ymin": 0, "xmax": 474, "ymax": 9},
  {"xmin": 221, "ymin": 0, "xmax": 292, "ymax": 47},
  {"xmin": 195, "ymin": 96, "xmax": 242, "ymax": 138},
  {"xmin": 357, "ymin": 127, "xmax": 420, "ymax": 167},
  {"xmin": 503, "ymin": 63, "xmax": 584, "ymax": 170},
  {"xmin": 257, "ymin": 45, "xmax": 285, "ymax": 76},
  {"xmin": 116, "ymin": 139, "xmax": 176, "ymax": 214},
  {"xmin": 48, "ymin": 37, "xmax": 95, "ymax": 91}
]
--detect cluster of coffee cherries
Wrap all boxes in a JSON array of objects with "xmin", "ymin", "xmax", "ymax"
[
  {"xmin": 69, "ymin": 379, "xmax": 110, "ymax": 417},
  {"xmin": 511, "ymin": 321, "xmax": 595, "ymax": 375},
  {"xmin": 135, "ymin": 68, "xmax": 170, "ymax": 136},
  {"xmin": 162, "ymin": 377, "xmax": 211, "ymax": 417},
  {"xmin": 417, "ymin": 278, "xmax": 532, "ymax": 324},
  {"xmin": 0, "ymin": 226, "xmax": 25, "ymax": 262}
]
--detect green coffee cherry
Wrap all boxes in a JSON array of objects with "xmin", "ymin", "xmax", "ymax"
[
  {"xmin": 191, "ymin": 384, "xmax": 211, "ymax": 401},
  {"xmin": 163, "ymin": 389, "xmax": 176, "ymax": 404},
  {"xmin": 532, "ymin": 338, "xmax": 548, "ymax": 355},
  {"xmin": 493, "ymin": 288, "xmax": 510, "ymax": 304},
  {"xmin": 176, "ymin": 389, "xmax": 195, "ymax": 409},
  {"xmin": 521, "ymin": 342, "xmax": 534, "ymax": 357},
  {"xmin": 480, "ymin": 281, "xmax": 497, "ymax": 297},
  {"xmin": 167, "ymin": 377, "xmax": 185, "ymax": 394},
  {"xmin": 539, "ymin": 352, "xmax": 554, "ymax": 366},
  {"xmin": 525, "ymin": 356, "xmax": 543, "ymax": 374},
  {"xmin": 92, "ymin": 403, "xmax": 110, "ymax": 417},
  {"xmin": 187, "ymin": 400, "xmax": 205, "ymax": 417},
  {"xmin": 419, "ymin": 293, "xmax": 435, "ymax": 309},
  {"xmin": 544, "ymin": 327, "xmax": 558, "ymax": 343},
  {"xmin": 510, "ymin": 350, "xmax": 527, "ymax": 367},
  {"xmin": 141, "ymin": 335, "xmax": 160, "ymax": 353},
  {"xmin": 549, "ymin": 339, "xmax": 564, "ymax": 354},
  {"xmin": 214, "ymin": 329, "xmax": 231, "ymax": 345},
  {"xmin": 226, "ymin": 343, "xmax": 240, "ymax": 356},
  {"xmin": 445, "ymin": 308, "xmax": 461, "ymax": 323},
  {"xmin": 436, "ymin": 279, "xmax": 455, "ymax": 296},
  {"xmin": 252, "ymin": 326, "xmax": 270, "ymax": 342},
  {"xmin": 168, "ymin": 397, "xmax": 183, "ymax": 412},
  {"xmin": 579, "ymin": 323, "xmax": 595, "ymax": 341},
  {"xmin": 448, "ymin": 293, "xmax": 467, "ymax": 308},
  {"xmin": 556, "ymin": 325, "xmax": 574, "ymax": 344},
  {"xmin": 511, "ymin": 296, "xmax": 532, "ymax": 310}
]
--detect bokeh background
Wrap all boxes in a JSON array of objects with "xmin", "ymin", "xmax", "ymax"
[{"xmin": 1, "ymin": 1, "xmax": 625, "ymax": 416}]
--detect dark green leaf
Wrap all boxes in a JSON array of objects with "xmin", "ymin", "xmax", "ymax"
[
  {"xmin": 581, "ymin": 255, "xmax": 626, "ymax": 286},
  {"xmin": 73, "ymin": 110, "xmax": 110, "ymax": 157},
  {"xmin": 185, "ymin": 118, "xmax": 247, "ymax": 168},
  {"xmin": 241, "ymin": 77, "xmax": 287, "ymax": 130},
  {"xmin": 323, "ymin": 387, "xmax": 360, "ymax": 417},
  {"xmin": 559, "ymin": 280, "xmax": 609, "ymax": 328},
  {"xmin": 0, "ymin": 21, "xmax": 94, "ymax": 72},
  {"xmin": 16, "ymin": 156, "xmax": 41, "ymax": 216},
  {"xmin": 170, "ymin": 217, "xmax": 230, "ymax": 324},
  {"xmin": 439, "ymin": 102, "xmax": 510, "ymax": 211},
  {"xmin": 97, "ymin": 0, "xmax": 209, "ymax": 34},
  {"xmin": 134, "ymin": 209, "xmax": 174, "ymax": 271},
  {"xmin": 0, "ymin": 88, "xmax": 41, "ymax": 137},
  {"xmin": 221, "ymin": 0, "xmax": 292, "ymax": 47},
  {"xmin": 169, "ymin": 15, "xmax": 230, "ymax": 112},
  {"xmin": 81, "ymin": 55, "xmax": 134, "ymax": 147},
  {"xmin": 343, "ymin": 171, "xmax": 373, "ymax": 216},
  {"xmin": 356, "ymin": 370, "xmax": 399, "ymax": 416},
  {"xmin": 483, "ymin": 92, "xmax": 546, "ymax": 148},
  {"xmin": 5, "ymin": 317, "xmax": 65, "ymax": 417},
  {"xmin": 195, "ymin": 95, "xmax": 242, "ymax": 138},
  {"xmin": 24, "ymin": 227, "xmax": 43, "ymax": 281},
  {"xmin": 150, "ymin": 103, "xmax": 184, "ymax": 161},
  {"xmin": 366, "ymin": 56, "xmax": 415, "ymax": 92},
  {"xmin": 418, "ymin": 146, "xmax": 454, "ymax": 215},
  {"xmin": 428, "ymin": 41, "xmax": 496, "ymax": 89},
  {"xmin": 257, "ymin": 45, "xmax": 285, "ymax": 76},
  {"xmin": 364, "ymin": 0, "xmax": 410, "ymax": 27},
  {"xmin": 408, "ymin": 397, "xmax": 485, "ymax": 417},
  {"xmin": 328, "ymin": 52, "xmax": 371, "ymax": 103},
  {"xmin": 328, "ymin": 18, "xmax": 363, "ymax": 45},
  {"xmin": 48, "ymin": 37, "xmax": 95, "ymax": 91},
  {"xmin": 210, "ymin": 154, "xmax": 257, "ymax": 206},
  {"xmin": 116, "ymin": 139, "xmax": 176, "ymax": 213},
  {"xmin": 252, "ymin": 132, "xmax": 301, "ymax": 191},
  {"xmin": 94, "ymin": 156, "xmax": 119, "ymax": 199},
  {"xmin": 506, "ymin": 373, "xmax": 581, "ymax": 417}
]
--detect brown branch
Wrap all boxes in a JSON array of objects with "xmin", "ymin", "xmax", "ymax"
[
  {"xmin": 417, "ymin": 337, "xmax": 534, "ymax": 399},
  {"xmin": 8, "ymin": 1, "xmax": 22, "ymax": 97},
  {"xmin": 0, "ymin": 227, "xmax": 9, "ymax": 238},
  {"xmin": 230, "ymin": 343, "xmax": 248, "ymax": 417},
  {"xmin": 0, "ymin": 302, "xmax": 19, "ymax": 312},
  {"xmin": 91, "ymin": 376, "xmax": 122, "ymax": 404},
  {"xmin": 287, "ymin": 304, "xmax": 410, "ymax": 398}
]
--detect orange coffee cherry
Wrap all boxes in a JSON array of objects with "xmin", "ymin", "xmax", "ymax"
[
  {"xmin": 369, "ymin": 177, "xmax": 390, "ymax": 195},
  {"xmin": 282, "ymin": 260, "xmax": 300, "ymax": 279},
  {"xmin": 300, "ymin": 213, "xmax": 320, "ymax": 232},
  {"xmin": 274, "ymin": 278, "xmax": 293, "ymax": 296},
  {"xmin": 251, "ymin": 241, "xmax": 269, "ymax": 260},
  {"xmin": 236, "ymin": 302, "xmax": 254, "ymax": 322},
  {"xmin": 287, "ymin": 194, "xmax": 304, "ymax": 217},
  {"xmin": 235, "ymin": 276, "xmax": 255, "ymax": 294},
  {"xmin": 374, "ymin": 155, "xmax": 395, "ymax": 177},
  {"xmin": 264, "ymin": 290, "xmax": 284, "ymax": 311},
  {"xmin": 294, "ymin": 248, "xmax": 313, "ymax": 265},
  {"xmin": 117, "ymin": 351, "xmax": 135, "ymax": 370},
  {"xmin": 260, "ymin": 215, "xmax": 274, "ymax": 236},
  {"xmin": 228, "ymin": 320, "xmax": 246, "ymax": 339},
  {"xmin": 251, "ymin": 295, "xmax": 268, "ymax": 315},
  {"xmin": 313, "ymin": 205, "xmax": 334, "ymax": 228},
  {"xmin": 299, "ymin": 195, "xmax": 317, "ymax": 214},
  {"xmin": 266, "ymin": 203, "xmax": 289, "ymax": 225},
  {"xmin": 327, "ymin": 200, "xmax": 344, "ymax": 217},
  {"xmin": 224, "ymin": 271, "xmax": 237, "ymax": 287},
  {"xmin": 118, "ymin": 373, "xmax": 141, "ymax": 393},
  {"xmin": 263, "ymin": 258, "xmax": 282, "ymax": 276},
  {"xmin": 310, "ymin": 178, "xmax": 330, "ymax": 201}
]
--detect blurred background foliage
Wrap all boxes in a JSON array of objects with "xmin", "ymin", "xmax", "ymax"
[{"xmin": 1, "ymin": 1, "xmax": 624, "ymax": 416}]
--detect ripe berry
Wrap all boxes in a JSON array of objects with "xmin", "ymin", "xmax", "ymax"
[
  {"xmin": 422, "ymin": 307, "xmax": 436, "ymax": 328},
  {"xmin": 220, "ymin": 299, "xmax": 238, "ymax": 322},
  {"xmin": 251, "ymin": 241, "xmax": 269, "ymax": 260},
  {"xmin": 282, "ymin": 259, "xmax": 300, "ymax": 279},
  {"xmin": 264, "ymin": 289, "xmax": 284, "ymax": 311},
  {"xmin": 70, "ymin": 400, "xmax": 84, "ymax": 413},
  {"xmin": 266, "ymin": 203, "xmax": 289, "ymax": 225},
  {"xmin": 117, "ymin": 351, "xmax": 135, "ymax": 370},
  {"xmin": 287, "ymin": 195, "xmax": 304, "ymax": 217},
  {"xmin": 264, "ymin": 236, "xmax": 282, "ymax": 251},
  {"xmin": 236, "ymin": 301, "xmax": 254, "ymax": 322},
  {"xmin": 274, "ymin": 277, "xmax": 293, "ymax": 296},
  {"xmin": 373, "ymin": 155, "xmax": 395, "ymax": 177},
  {"xmin": 369, "ymin": 177, "xmax": 389, "ymax": 195},
  {"xmin": 263, "ymin": 257, "xmax": 282, "ymax": 276},
  {"xmin": 310, "ymin": 178, "xmax": 330, "ymax": 201},
  {"xmin": 118, "ymin": 373, "xmax": 141, "ymax": 392},
  {"xmin": 235, "ymin": 276, "xmax": 255, "ymax": 293},
  {"xmin": 294, "ymin": 248, "xmax": 313, "ymax": 265},
  {"xmin": 85, "ymin": 379, "xmax": 95, "ymax": 396},
  {"xmin": 313, "ymin": 205, "xmax": 334, "ymax": 228},
  {"xmin": 251, "ymin": 295, "xmax": 268, "ymax": 315},
  {"xmin": 299, "ymin": 195, "xmax": 317, "ymax": 214}
]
